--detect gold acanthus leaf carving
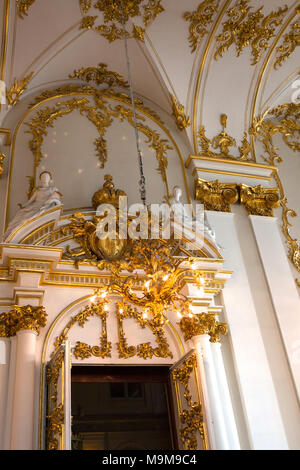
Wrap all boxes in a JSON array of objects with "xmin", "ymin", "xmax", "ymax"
[
  {"xmin": 6, "ymin": 72, "xmax": 34, "ymax": 107},
  {"xmin": 79, "ymin": 0, "xmax": 164, "ymax": 42},
  {"xmin": 274, "ymin": 12, "xmax": 300, "ymax": 69},
  {"xmin": 215, "ymin": 0, "xmax": 288, "ymax": 65},
  {"xmin": 179, "ymin": 313, "xmax": 227, "ymax": 343},
  {"xmin": 117, "ymin": 301, "xmax": 173, "ymax": 360},
  {"xmin": 26, "ymin": 86, "xmax": 169, "ymax": 182},
  {"xmin": 250, "ymin": 104, "xmax": 300, "ymax": 273},
  {"xmin": 170, "ymin": 93, "xmax": 191, "ymax": 131},
  {"xmin": 197, "ymin": 114, "xmax": 253, "ymax": 161},
  {"xmin": 53, "ymin": 301, "xmax": 111, "ymax": 358},
  {"xmin": 0, "ymin": 153, "xmax": 6, "ymax": 177},
  {"xmin": 172, "ymin": 354, "xmax": 205, "ymax": 450},
  {"xmin": 69, "ymin": 63, "xmax": 129, "ymax": 88},
  {"xmin": 0, "ymin": 305, "xmax": 47, "ymax": 337},
  {"xmin": 240, "ymin": 184, "xmax": 280, "ymax": 217},
  {"xmin": 46, "ymin": 403, "xmax": 64, "ymax": 451},
  {"xmin": 195, "ymin": 179, "xmax": 239, "ymax": 212},
  {"xmin": 184, "ymin": 0, "xmax": 220, "ymax": 53},
  {"xmin": 16, "ymin": 0, "xmax": 36, "ymax": 19}
]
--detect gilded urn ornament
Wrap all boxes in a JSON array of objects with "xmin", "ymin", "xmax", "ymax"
[{"xmin": 63, "ymin": 175, "xmax": 128, "ymax": 264}]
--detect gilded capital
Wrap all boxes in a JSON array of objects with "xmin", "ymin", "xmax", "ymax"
[
  {"xmin": 240, "ymin": 184, "xmax": 280, "ymax": 216},
  {"xmin": 195, "ymin": 178, "xmax": 238, "ymax": 212},
  {"xmin": 0, "ymin": 305, "xmax": 47, "ymax": 337},
  {"xmin": 179, "ymin": 313, "xmax": 227, "ymax": 343}
]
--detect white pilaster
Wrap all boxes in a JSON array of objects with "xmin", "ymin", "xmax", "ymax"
[
  {"xmin": 211, "ymin": 341, "xmax": 240, "ymax": 449},
  {"xmin": 0, "ymin": 338, "xmax": 10, "ymax": 449},
  {"xmin": 250, "ymin": 215, "xmax": 300, "ymax": 400},
  {"xmin": 206, "ymin": 211, "xmax": 288, "ymax": 449},
  {"xmin": 192, "ymin": 334, "xmax": 230, "ymax": 450},
  {"xmin": 10, "ymin": 330, "xmax": 37, "ymax": 450}
]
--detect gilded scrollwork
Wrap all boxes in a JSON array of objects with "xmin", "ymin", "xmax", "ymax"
[
  {"xmin": 214, "ymin": 0, "xmax": 288, "ymax": 65},
  {"xmin": 251, "ymin": 103, "xmax": 300, "ymax": 274},
  {"xmin": 52, "ymin": 301, "xmax": 111, "ymax": 359},
  {"xmin": 197, "ymin": 114, "xmax": 253, "ymax": 161},
  {"xmin": 69, "ymin": 63, "xmax": 129, "ymax": 88},
  {"xmin": 170, "ymin": 93, "xmax": 191, "ymax": 131},
  {"xmin": 46, "ymin": 348, "xmax": 65, "ymax": 450},
  {"xmin": 6, "ymin": 72, "xmax": 34, "ymax": 107},
  {"xmin": 117, "ymin": 301, "xmax": 173, "ymax": 360},
  {"xmin": 25, "ymin": 86, "xmax": 170, "ymax": 186},
  {"xmin": 274, "ymin": 10, "xmax": 300, "ymax": 69},
  {"xmin": 195, "ymin": 179, "xmax": 239, "ymax": 212},
  {"xmin": 172, "ymin": 354, "xmax": 205, "ymax": 450},
  {"xmin": 79, "ymin": 0, "xmax": 164, "ymax": 43},
  {"xmin": 184, "ymin": 0, "xmax": 220, "ymax": 53},
  {"xmin": 0, "ymin": 153, "xmax": 5, "ymax": 177}
]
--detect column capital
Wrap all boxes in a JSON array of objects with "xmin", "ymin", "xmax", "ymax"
[
  {"xmin": 179, "ymin": 313, "xmax": 227, "ymax": 343},
  {"xmin": 0, "ymin": 305, "xmax": 47, "ymax": 337}
]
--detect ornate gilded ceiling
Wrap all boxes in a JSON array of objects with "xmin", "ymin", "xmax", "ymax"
[{"xmin": 0, "ymin": 0, "xmax": 300, "ymax": 275}]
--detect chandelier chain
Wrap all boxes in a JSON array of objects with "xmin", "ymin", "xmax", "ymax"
[{"xmin": 120, "ymin": 2, "xmax": 147, "ymax": 206}]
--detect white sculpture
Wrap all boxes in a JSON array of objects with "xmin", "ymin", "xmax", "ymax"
[
  {"xmin": 3, "ymin": 171, "xmax": 62, "ymax": 241},
  {"xmin": 168, "ymin": 186, "xmax": 220, "ymax": 247}
]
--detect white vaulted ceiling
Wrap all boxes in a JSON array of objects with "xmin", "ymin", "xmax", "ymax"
[{"xmin": 0, "ymin": 0, "xmax": 299, "ymax": 254}]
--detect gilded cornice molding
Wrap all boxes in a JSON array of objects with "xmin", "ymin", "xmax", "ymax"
[
  {"xmin": 198, "ymin": 114, "xmax": 252, "ymax": 162},
  {"xmin": 214, "ymin": 0, "xmax": 288, "ymax": 65},
  {"xmin": 195, "ymin": 178, "xmax": 239, "ymax": 212},
  {"xmin": 179, "ymin": 313, "xmax": 227, "ymax": 343},
  {"xmin": 184, "ymin": 0, "xmax": 220, "ymax": 53},
  {"xmin": 274, "ymin": 8, "xmax": 300, "ymax": 69},
  {"xmin": 0, "ymin": 305, "xmax": 47, "ymax": 337},
  {"xmin": 240, "ymin": 184, "xmax": 280, "ymax": 217},
  {"xmin": 170, "ymin": 93, "xmax": 191, "ymax": 131},
  {"xmin": 69, "ymin": 63, "xmax": 129, "ymax": 89},
  {"xmin": 6, "ymin": 72, "xmax": 34, "ymax": 107},
  {"xmin": 79, "ymin": 0, "xmax": 164, "ymax": 42}
]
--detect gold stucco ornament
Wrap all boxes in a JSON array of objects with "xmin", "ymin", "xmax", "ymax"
[{"xmin": 0, "ymin": 305, "xmax": 47, "ymax": 337}]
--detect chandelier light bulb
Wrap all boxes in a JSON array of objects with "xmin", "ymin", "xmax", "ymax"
[
  {"xmin": 188, "ymin": 312, "xmax": 193, "ymax": 318},
  {"xmin": 177, "ymin": 311, "xmax": 182, "ymax": 319},
  {"xmin": 162, "ymin": 274, "xmax": 169, "ymax": 281},
  {"xmin": 119, "ymin": 308, "xmax": 124, "ymax": 314},
  {"xmin": 90, "ymin": 295, "xmax": 97, "ymax": 303},
  {"xmin": 104, "ymin": 304, "xmax": 109, "ymax": 311},
  {"xmin": 142, "ymin": 312, "xmax": 148, "ymax": 319},
  {"xmin": 101, "ymin": 291, "xmax": 107, "ymax": 298}
]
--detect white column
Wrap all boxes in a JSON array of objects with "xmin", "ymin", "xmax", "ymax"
[
  {"xmin": 211, "ymin": 341, "xmax": 240, "ymax": 449},
  {"xmin": 206, "ymin": 211, "xmax": 288, "ymax": 449},
  {"xmin": 10, "ymin": 330, "xmax": 37, "ymax": 450},
  {"xmin": 192, "ymin": 334, "xmax": 230, "ymax": 450},
  {"xmin": 3, "ymin": 336, "xmax": 17, "ymax": 450},
  {"xmin": 0, "ymin": 338, "xmax": 10, "ymax": 449},
  {"xmin": 250, "ymin": 215, "xmax": 300, "ymax": 400}
]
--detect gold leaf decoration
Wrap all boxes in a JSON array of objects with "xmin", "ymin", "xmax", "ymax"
[
  {"xmin": 26, "ymin": 86, "xmax": 169, "ymax": 196},
  {"xmin": 215, "ymin": 0, "xmax": 288, "ymax": 65},
  {"xmin": 274, "ymin": 9, "xmax": 300, "ymax": 69},
  {"xmin": 184, "ymin": 0, "xmax": 220, "ymax": 53},
  {"xmin": 250, "ymin": 103, "xmax": 300, "ymax": 273},
  {"xmin": 79, "ymin": 0, "xmax": 164, "ymax": 42},
  {"xmin": 69, "ymin": 63, "xmax": 129, "ymax": 88},
  {"xmin": 170, "ymin": 93, "xmax": 191, "ymax": 131},
  {"xmin": 16, "ymin": 0, "xmax": 36, "ymax": 19},
  {"xmin": 197, "ymin": 113, "xmax": 253, "ymax": 161},
  {"xmin": 6, "ymin": 72, "xmax": 34, "ymax": 107},
  {"xmin": 0, "ymin": 153, "xmax": 5, "ymax": 177}
]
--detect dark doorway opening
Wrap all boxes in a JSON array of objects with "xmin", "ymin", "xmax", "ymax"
[{"xmin": 71, "ymin": 366, "xmax": 177, "ymax": 450}]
